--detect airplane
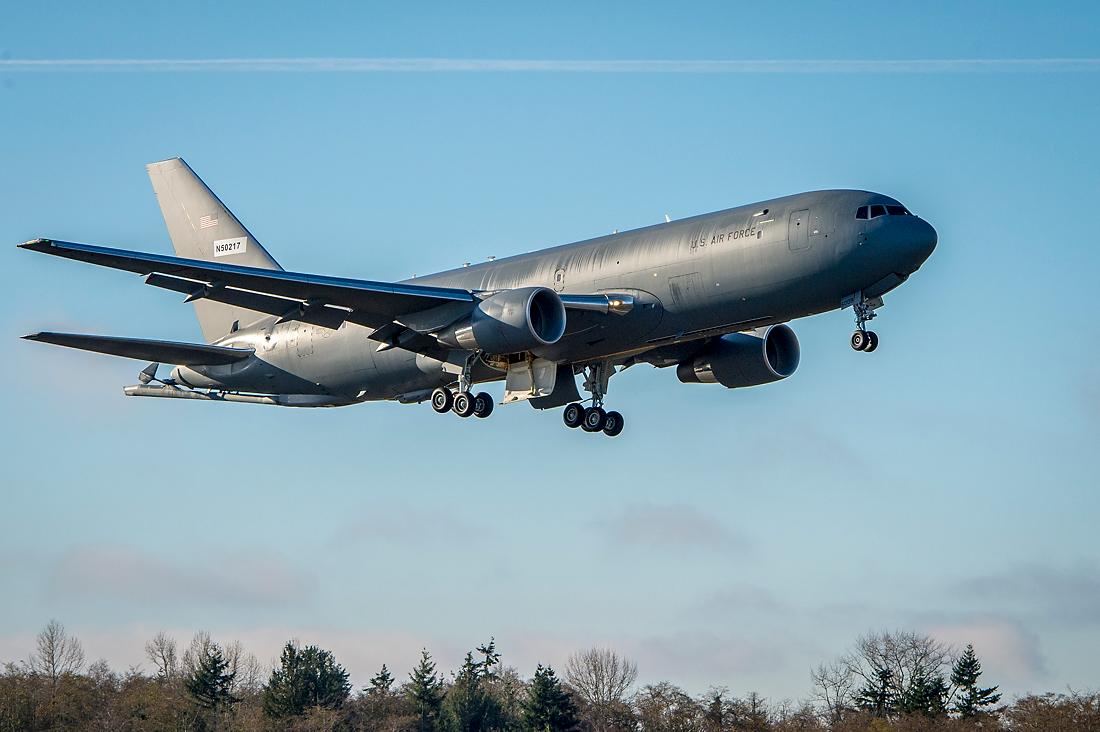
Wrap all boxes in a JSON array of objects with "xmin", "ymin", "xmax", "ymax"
[{"xmin": 20, "ymin": 158, "xmax": 937, "ymax": 437}]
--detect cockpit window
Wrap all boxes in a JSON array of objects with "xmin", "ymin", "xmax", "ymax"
[{"xmin": 858, "ymin": 203, "xmax": 913, "ymax": 219}]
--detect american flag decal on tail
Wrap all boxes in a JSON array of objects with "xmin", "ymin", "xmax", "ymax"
[{"xmin": 199, "ymin": 214, "xmax": 218, "ymax": 229}]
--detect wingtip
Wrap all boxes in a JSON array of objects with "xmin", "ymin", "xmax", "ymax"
[
  {"xmin": 18, "ymin": 237, "xmax": 52, "ymax": 250},
  {"xmin": 22, "ymin": 332, "xmax": 45, "ymax": 341}
]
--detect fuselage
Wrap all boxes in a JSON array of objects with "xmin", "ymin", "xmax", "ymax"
[{"xmin": 175, "ymin": 189, "xmax": 937, "ymax": 402}]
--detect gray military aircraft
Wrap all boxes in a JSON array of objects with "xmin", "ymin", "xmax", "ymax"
[{"xmin": 21, "ymin": 158, "xmax": 936, "ymax": 437}]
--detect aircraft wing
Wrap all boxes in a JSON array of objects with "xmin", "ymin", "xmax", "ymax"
[
  {"xmin": 22, "ymin": 332, "xmax": 254, "ymax": 365},
  {"xmin": 19, "ymin": 238, "xmax": 475, "ymax": 330}
]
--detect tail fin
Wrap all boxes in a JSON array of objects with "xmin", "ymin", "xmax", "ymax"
[{"xmin": 146, "ymin": 157, "xmax": 283, "ymax": 342}]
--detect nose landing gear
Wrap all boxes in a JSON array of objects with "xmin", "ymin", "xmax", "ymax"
[
  {"xmin": 850, "ymin": 329, "xmax": 879, "ymax": 352},
  {"xmin": 563, "ymin": 362, "xmax": 625, "ymax": 437},
  {"xmin": 846, "ymin": 292, "xmax": 883, "ymax": 353}
]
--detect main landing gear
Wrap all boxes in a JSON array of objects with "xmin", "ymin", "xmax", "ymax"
[
  {"xmin": 430, "ymin": 386, "xmax": 494, "ymax": 419},
  {"xmin": 429, "ymin": 353, "xmax": 494, "ymax": 419},
  {"xmin": 562, "ymin": 362, "xmax": 624, "ymax": 438},
  {"xmin": 848, "ymin": 293, "xmax": 882, "ymax": 353}
]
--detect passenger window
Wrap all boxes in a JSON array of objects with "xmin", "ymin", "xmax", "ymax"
[
  {"xmin": 870, "ymin": 204, "xmax": 887, "ymax": 218},
  {"xmin": 886, "ymin": 205, "xmax": 909, "ymax": 216},
  {"xmin": 856, "ymin": 206, "xmax": 869, "ymax": 219}
]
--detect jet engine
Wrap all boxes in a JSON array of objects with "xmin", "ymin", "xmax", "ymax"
[
  {"xmin": 436, "ymin": 286, "xmax": 567, "ymax": 355},
  {"xmin": 676, "ymin": 324, "xmax": 800, "ymax": 388}
]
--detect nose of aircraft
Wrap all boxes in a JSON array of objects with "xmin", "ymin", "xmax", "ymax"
[{"xmin": 897, "ymin": 216, "xmax": 938, "ymax": 273}]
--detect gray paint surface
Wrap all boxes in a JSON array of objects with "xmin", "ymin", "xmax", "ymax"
[{"xmin": 20, "ymin": 160, "xmax": 937, "ymax": 407}]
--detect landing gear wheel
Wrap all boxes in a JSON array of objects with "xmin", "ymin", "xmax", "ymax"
[
  {"xmin": 452, "ymin": 391, "xmax": 475, "ymax": 418},
  {"xmin": 473, "ymin": 392, "xmax": 494, "ymax": 418},
  {"xmin": 602, "ymin": 410, "xmax": 624, "ymax": 437},
  {"xmin": 864, "ymin": 331, "xmax": 879, "ymax": 352},
  {"xmin": 850, "ymin": 330, "xmax": 868, "ymax": 352},
  {"xmin": 581, "ymin": 406, "xmax": 607, "ymax": 432},
  {"xmin": 431, "ymin": 387, "xmax": 453, "ymax": 413},
  {"xmin": 563, "ymin": 402, "xmax": 584, "ymax": 429}
]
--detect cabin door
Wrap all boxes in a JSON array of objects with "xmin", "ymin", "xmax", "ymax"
[{"xmin": 788, "ymin": 209, "xmax": 810, "ymax": 250}]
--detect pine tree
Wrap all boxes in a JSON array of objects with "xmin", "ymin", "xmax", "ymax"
[
  {"xmin": 951, "ymin": 644, "xmax": 1002, "ymax": 718},
  {"xmin": 408, "ymin": 649, "xmax": 444, "ymax": 732},
  {"xmin": 369, "ymin": 664, "xmax": 396, "ymax": 696},
  {"xmin": 855, "ymin": 668, "xmax": 895, "ymax": 718},
  {"xmin": 476, "ymin": 638, "xmax": 501, "ymax": 679},
  {"xmin": 443, "ymin": 650, "xmax": 502, "ymax": 732},
  {"xmin": 522, "ymin": 665, "xmax": 580, "ymax": 732},
  {"xmin": 262, "ymin": 641, "xmax": 351, "ymax": 718},
  {"xmin": 185, "ymin": 644, "xmax": 237, "ymax": 710},
  {"xmin": 898, "ymin": 671, "xmax": 948, "ymax": 717}
]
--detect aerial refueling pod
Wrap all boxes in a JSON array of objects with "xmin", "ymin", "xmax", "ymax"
[
  {"xmin": 436, "ymin": 286, "xmax": 567, "ymax": 355},
  {"xmin": 676, "ymin": 324, "xmax": 800, "ymax": 388}
]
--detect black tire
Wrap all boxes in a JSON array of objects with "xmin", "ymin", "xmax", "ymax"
[
  {"xmin": 452, "ymin": 391, "xmax": 475, "ymax": 418},
  {"xmin": 602, "ymin": 410, "xmax": 624, "ymax": 437},
  {"xmin": 563, "ymin": 402, "xmax": 584, "ymax": 428},
  {"xmin": 851, "ymin": 330, "xmax": 868, "ymax": 351},
  {"xmin": 864, "ymin": 331, "xmax": 879, "ymax": 352},
  {"xmin": 473, "ymin": 392, "xmax": 494, "ymax": 418},
  {"xmin": 430, "ymin": 387, "xmax": 453, "ymax": 413},
  {"xmin": 581, "ymin": 406, "xmax": 607, "ymax": 432}
]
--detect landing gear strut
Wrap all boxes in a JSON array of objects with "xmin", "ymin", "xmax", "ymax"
[
  {"xmin": 848, "ymin": 293, "xmax": 882, "ymax": 353},
  {"xmin": 563, "ymin": 361, "xmax": 625, "ymax": 437},
  {"xmin": 429, "ymin": 352, "xmax": 495, "ymax": 420}
]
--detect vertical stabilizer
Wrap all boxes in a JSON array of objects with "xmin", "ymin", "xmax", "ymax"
[{"xmin": 146, "ymin": 157, "xmax": 283, "ymax": 342}]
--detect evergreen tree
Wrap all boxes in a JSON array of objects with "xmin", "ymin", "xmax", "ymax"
[
  {"xmin": 898, "ymin": 671, "xmax": 948, "ymax": 717},
  {"xmin": 951, "ymin": 644, "xmax": 1002, "ymax": 718},
  {"xmin": 854, "ymin": 668, "xmax": 895, "ymax": 717},
  {"xmin": 408, "ymin": 649, "xmax": 445, "ymax": 732},
  {"xmin": 522, "ymin": 665, "xmax": 579, "ymax": 732},
  {"xmin": 369, "ymin": 664, "xmax": 396, "ymax": 696},
  {"xmin": 262, "ymin": 641, "xmax": 351, "ymax": 718},
  {"xmin": 185, "ymin": 643, "xmax": 237, "ymax": 710},
  {"xmin": 477, "ymin": 638, "xmax": 501, "ymax": 679},
  {"xmin": 443, "ymin": 650, "xmax": 502, "ymax": 732}
]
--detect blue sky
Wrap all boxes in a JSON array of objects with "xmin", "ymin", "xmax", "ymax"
[{"xmin": 1, "ymin": 1, "xmax": 1098, "ymax": 701}]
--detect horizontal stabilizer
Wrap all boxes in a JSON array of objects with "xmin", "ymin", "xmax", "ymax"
[{"xmin": 23, "ymin": 332, "xmax": 254, "ymax": 366}]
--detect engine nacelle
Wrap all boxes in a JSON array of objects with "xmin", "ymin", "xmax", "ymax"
[
  {"xmin": 437, "ymin": 286, "xmax": 567, "ymax": 355},
  {"xmin": 676, "ymin": 324, "xmax": 800, "ymax": 388}
]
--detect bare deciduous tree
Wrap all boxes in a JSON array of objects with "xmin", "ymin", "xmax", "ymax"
[
  {"xmin": 564, "ymin": 647, "xmax": 638, "ymax": 707},
  {"xmin": 810, "ymin": 660, "xmax": 855, "ymax": 723},
  {"xmin": 224, "ymin": 639, "xmax": 263, "ymax": 695},
  {"xmin": 145, "ymin": 631, "xmax": 179, "ymax": 681},
  {"xmin": 28, "ymin": 619, "xmax": 85, "ymax": 686},
  {"xmin": 181, "ymin": 630, "xmax": 215, "ymax": 678},
  {"xmin": 847, "ymin": 630, "xmax": 951, "ymax": 697}
]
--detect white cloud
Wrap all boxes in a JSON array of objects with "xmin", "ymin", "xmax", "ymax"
[
  {"xmin": 1, "ymin": 58, "xmax": 1097, "ymax": 74},
  {"xmin": 45, "ymin": 544, "xmax": 315, "ymax": 608},
  {"xmin": 691, "ymin": 583, "xmax": 784, "ymax": 617},
  {"xmin": 330, "ymin": 504, "xmax": 492, "ymax": 549},
  {"xmin": 594, "ymin": 502, "xmax": 751, "ymax": 554},
  {"xmin": 957, "ymin": 562, "xmax": 1100, "ymax": 626},
  {"xmin": 925, "ymin": 617, "xmax": 1046, "ymax": 685}
]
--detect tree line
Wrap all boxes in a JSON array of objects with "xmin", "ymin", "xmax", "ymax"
[{"xmin": 1, "ymin": 620, "xmax": 1097, "ymax": 731}]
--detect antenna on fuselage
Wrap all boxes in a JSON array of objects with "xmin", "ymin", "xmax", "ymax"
[{"xmin": 664, "ymin": 214, "xmax": 671, "ymax": 223}]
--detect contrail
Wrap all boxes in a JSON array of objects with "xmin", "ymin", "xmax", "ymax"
[{"xmin": 1, "ymin": 57, "xmax": 1098, "ymax": 73}]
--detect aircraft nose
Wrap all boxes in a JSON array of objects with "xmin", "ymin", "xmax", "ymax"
[{"xmin": 899, "ymin": 217, "xmax": 937, "ymax": 273}]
